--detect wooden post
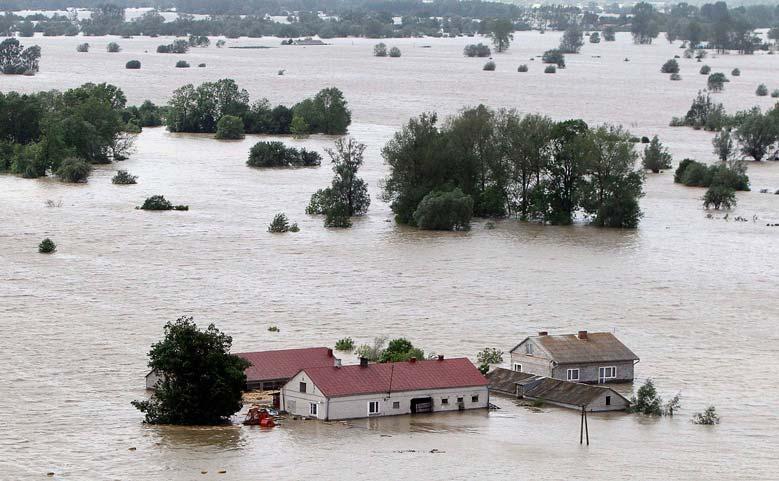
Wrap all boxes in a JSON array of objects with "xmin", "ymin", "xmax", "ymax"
[
  {"xmin": 580, "ymin": 406, "xmax": 584, "ymax": 444},
  {"xmin": 584, "ymin": 406, "xmax": 590, "ymax": 445}
]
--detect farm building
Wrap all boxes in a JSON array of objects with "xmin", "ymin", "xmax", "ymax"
[
  {"xmin": 145, "ymin": 346, "xmax": 338, "ymax": 390},
  {"xmin": 280, "ymin": 357, "xmax": 489, "ymax": 420},
  {"xmin": 509, "ymin": 331, "xmax": 639, "ymax": 384},
  {"xmin": 487, "ymin": 368, "xmax": 630, "ymax": 412}
]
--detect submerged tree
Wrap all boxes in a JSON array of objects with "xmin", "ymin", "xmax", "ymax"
[
  {"xmin": 642, "ymin": 136, "xmax": 672, "ymax": 173},
  {"xmin": 132, "ymin": 316, "xmax": 250, "ymax": 425},
  {"xmin": 487, "ymin": 18, "xmax": 514, "ymax": 53},
  {"xmin": 692, "ymin": 406, "xmax": 720, "ymax": 425},
  {"xmin": 631, "ymin": 2, "xmax": 660, "ymax": 44},
  {"xmin": 559, "ymin": 24, "xmax": 584, "ymax": 53}
]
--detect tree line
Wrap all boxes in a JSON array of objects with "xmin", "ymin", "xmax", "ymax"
[{"xmin": 381, "ymin": 106, "xmax": 645, "ymax": 231}]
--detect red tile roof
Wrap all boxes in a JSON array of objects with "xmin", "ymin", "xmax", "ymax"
[
  {"xmin": 300, "ymin": 358, "xmax": 488, "ymax": 398},
  {"xmin": 236, "ymin": 347, "xmax": 334, "ymax": 382}
]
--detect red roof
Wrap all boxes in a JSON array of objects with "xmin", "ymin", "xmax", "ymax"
[
  {"xmin": 237, "ymin": 347, "xmax": 334, "ymax": 382},
  {"xmin": 300, "ymin": 358, "xmax": 487, "ymax": 398}
]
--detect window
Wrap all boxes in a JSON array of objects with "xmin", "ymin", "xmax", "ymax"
[
  {"xmin": 368, "ymin": 401, "xmax": 380, "ymax": 415},
  {"xmin": 309, "ymin": 403, "xmax": 318, "ymax": 416},
  {"xmin": 606, "ymin": 395, "xmax": 611, "ymax": 406},
  {"xmin": 513, "ymin": 363, "xmax": 522, "ymax": 372},
  {"xmin": 457, "ymin": 397, "xmax": 464, "ymax": 404},
  {"xmin": 441, "ymin": 398, "xmax": 449, "ymax": 405},
  {"xmin": 392, "ymin": 401, "xmax": 400, "ymax": 409},
  {"xmin": 567, "ymin": 368, "xmax": 580, "ymax": 382},
  {"xmin": 299, "ymin": 381, "xmax": 307, "ymax": 393},
  {"xmin": 471, "ymin": 395, "xmax": 479, "ymax": 403},
  {"xmin": 526, "ymin": 343, "xmax": 533, "ymax": 355},
  {"xmin": 599, "ymin": 366, "xmax": 617, "ymax": 381}
]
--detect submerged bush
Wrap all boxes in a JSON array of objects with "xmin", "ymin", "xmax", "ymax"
[
  {"xmin": 707, "ymin": 73, "xmax": 728, "ymax": 92},
  {"xmin": 126, "ymin": 60, "xmax": 141, "ymax": 69},
  {"xmin": 670, "ymin": 73, "xmax": 681, "ymax": 81},
  {"xmin": 756, "ymin": 84, "xmax": 769, "ymax": 96},
  {"xmin": 107, "ymin": 42, "xmax": 121, "ymax": 53},
  {"xmin": 661, "ymin": 59, "xmax": 680, "ymax": 74},
  {"xmin": 703, "ymin": 185, "xmax": 737, "ymax": 210},
  {"xmin": 139, "ymin": 195, "xmax": 188, "ymax": 211},
  {"xmin": 214, "ymin": 115, "xmax": 245, "ymax": 139},
  {"xmin": 731, "ymin": 68, "xmax": 740, "ymax": 76},
  {"xmin": 38, "ymin": 238, "xmax": 56, "ymax": 254},
  {"xmin": 112, "ymin": 170, "xmax": 137, "ymax": 185},
  {"xmin": 642, "ymin": 136, "xmax": 672, "ymax": 173},
  {"xmin": 544, "ymin": 65, "xmax": 557, "ymax": 74},
  {"xmin": 389, "ymin": 46, "xmax": 401, "ymax": 58},
  {"xmin": 335, "ymin": 337, "xmax": 355, "ymax": 351},
  {"xmin": 699, "ymin": 64, "xmax": 711, "ymax": 75},
  {"xmin": 268, "ymin": 212, "xmax": 298, "ymax": 233},
  {"xmin": 517, "ymin": 64, "xmax": 528, "ymax": 72},
  {"xmin": 175, "ymin": 60, "xmax": 190, "ymax": 68},
  {"xmin": 674, "ymin": 159, "xmax": 749, "ymax": 190},
  {"xmin": 483, "ymin": 60, "xmax": 496, "ymax": 71},
  {"xmin": 76, "ymin": 43, "xmax": 89, "ymax": 52},
  {"xmin": 412, "ymin": 188, "xmax": 473, "ymax": 231},
  {"xmin": 772, "ymin": 90, "xmax": 779, "ymax": 98},
  {"xmin": 692, "ymin": 406, "xmax": 720, "ymax": 425},
  {"xmin": 247, "ymin": 141, "xmax": 321, "ymax": 167},
  {"xmin": 373, "ymin": 42, "xmax": 387, "ymax": 57},
  {"xmin": 464, "ymin": 43, "xmax": 491, "ymax": 57},
  {"xmin": 56, "ymin": 157, "xmax": 92, "ymax": 183},
  {"xmin": 542, "ymin": 49, "xmax": 565, "ymax": 67}
]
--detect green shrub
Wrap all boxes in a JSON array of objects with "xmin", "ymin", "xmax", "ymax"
[
  {"xmin": 268, "ymin": 212, "xmax": 293, "ymax": 233},
  {"xmin": 544, "ymin": 65, "xmax": 556, "ymax": 74},
  {"xmin": 198, "ymin": 63, "xmax": 206, "ymax": 68},
  {"xmin": 692, "ymin": 406, "xmax": 720, "ymax": 425},
  {"xmin": 412, "ymin": 188, "xmax": 474, "ymax": 231},
  {"xmin": 699, "ymin": 64, "xmax": 711, "ymax": 75},
  {"xmin": 642, "ymin": 136, "xmax": 672, "ymax": 173},
  {"xmin": 707, "ymin": 73, "xmax": 728, "ymax": 92},
  {"xmin": 661, "ymin": 59, "xmax": 680, "ymax": 74},
  {"xmin": 628, "ymin": 379, "xmax": 663, "ymax": 416},
  {"xmin": 772, "ymin": 90, "xmax": 779, "ymax": 98},
  {"xmin": 126, "ymin": 60, "xmax": 141, "ymax": 69},
  {"xmin": 373, "ymin": 42, "xmax": 387, "ymax": 57},
  {"xmin": 76, "ymin": 43, "xmax": 89, "ymax": 52},
  {"xmin": 157, "ymin": 39, "xmax": 189, "ymax": 54},
  {"xmin": 464, "ymin": 43, "xmax": 491, "ymax": 57},
  {"xmin": 731, "ymin": 68, "xmax": 740, "ymax": 76},
  {"xmin": 681, "ymin": 161, "xmax": 711, "ymax": 186},
  {"xmin": 389, "ymin": 46, "xmax": 401, "ymax": 57},
  {"xmin": 139, "ymin": 195, "xmax": 188, "ymax": 211},
  {"xmin": 756, "ymin": 84, "xmax": 769, "ymax": 96},
  {"xmin": 542, "ymin": 49, "xmax": 565, "ymax": 67},
  {"xmin": 175, "ymin": 60, "xmax": 190, "ymax": 68},
  {"xmin": 107, "ymin": 42, "xmax": 121, "ymax": 53},
  {"xmin": 335, "ymin": 337, "xmax": 355, "ymax": 351},
  {"xmin": 268, "ymin": 325, "xmax": 279, "ymax": 332},
  {"xmin": 215, "ymin": 115, "xmax": 245, "ymax": 140},
  {"xmin": 517, "ymin": 64, "xmax": 528, "ymax": 72},
  {"xmin": 589, "ymin": 32, "xmax": 600, "ymax": 43},
  {"xmin": 112, "ymin": 170, "xmax": 137, "ymax": 185},
  {"xmin": 56, "ymin": 157, "xmax": 92, "ymax": 183},
  {"xmin": 675, "ymin": 160, "xmax": 749, "ymax": 190},
  {"xmin": 483, "ymin": 60, "xmax": 496, "ymax": 71},
  {"xmin": 38, "ymin": 238, "xmax": 56, "ymax": 254},
  {"xmin": 674, "ymin": 159, "xmax": 697, "ymax": 183},
  {"xmin": 247, "ymin": 141, "xmax": 321, "ymax": 167},
  {"xmin": 670, "ymin": 73, "xmax": 681, "ymax": 81},
  {"xmin": 703, "ymin": 185, "xmax": 736, "ymax": 210}
]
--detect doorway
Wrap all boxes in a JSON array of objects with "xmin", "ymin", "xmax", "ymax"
[{"xmin": 410, "ymin": 397, "xmax": 433, "ymax": 414}]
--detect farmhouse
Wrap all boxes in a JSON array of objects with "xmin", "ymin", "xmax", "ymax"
[
  {"xmin": 509, "ymin": 331, "xmax": 639, "ymax": 384},
  {"xmin": 145, "ymin": 346, "xmax": 338, "ymax": 390},
  {"xmin": 487, "ymin": 368, "xmax": 630, "ymax": 412},
  {"xmin": 280, "ymin": 357, "xmax": 489, "ymax": 420}
]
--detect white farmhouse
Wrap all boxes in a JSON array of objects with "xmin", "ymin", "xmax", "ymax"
[{"xmin": 281, "ymin": 357, "xmax": 489, "ymax": 420}]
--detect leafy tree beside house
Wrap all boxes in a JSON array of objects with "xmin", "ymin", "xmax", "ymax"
[{"xmin": 132, "ymin": 316, "xmax": 250, "ymax": 425}]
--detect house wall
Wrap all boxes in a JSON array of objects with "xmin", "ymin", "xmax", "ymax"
[
  {"xmin": 281, "ymin": 372, "xmax": 489, "ymax": 420},
  {"xmin": 145, "ymin": 370, "xmax": 162, "ymax": 390},
  {"xmin": 551, "ymin": 361, "xmax": 635, "ymax": 384},
  {"xmin": 587, "ymin": 390, "xmax": 630, "ymax": 412},
  {"xmin": 509, "ymin": 352, "xmax": 553, "ymax": 377}
]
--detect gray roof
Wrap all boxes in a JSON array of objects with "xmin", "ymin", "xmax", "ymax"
[
  {"xmin": 511, "ymin": 332, "xmax": 639, "ymax": 364},
  {"xmin": 487, "ymin": 368, "xmax": 629, "ymax": 407}
]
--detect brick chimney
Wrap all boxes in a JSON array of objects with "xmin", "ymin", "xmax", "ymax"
[
  {"xmin": 409, "ymin": 357, "xmax": 417, "ymax": 363},
  {"xmin": 538, "ymin": 331, "xmax": 548, "ymax": 336},
  {"xmin": 334, "ymin": 358, "xmax": 341, "ymax": 368},
  {"xmin": 359, "ymin": 357, "xmax": 368, "ymax": 367},
  {"xmin": 578, "ymin": 330, "xmax": 588, "ymax": 340},
  {"xmin": 327, "ymin": 348, "xmax": 333, "ymax": 357}
]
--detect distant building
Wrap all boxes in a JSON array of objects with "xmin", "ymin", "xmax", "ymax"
[
  {"xmin": 280, "ymin": 357, "xmax": 489, "ymax": 420},
  {"xmin": 145, "ymin": 346, "xmax": 338, "ymax": 391},
  {"xmin": 487, "ymin": 368, "xmax": 630, "ymax": 412},
  {"xmin": 509, "ymin": 331, "xmax": 639, "ymax": 384}
]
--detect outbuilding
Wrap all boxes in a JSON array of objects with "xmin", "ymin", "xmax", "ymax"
[{"xmin": 281, "ymin": 357, "xmax": 489, "ymax": 420}]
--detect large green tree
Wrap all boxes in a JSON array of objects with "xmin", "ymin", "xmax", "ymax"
[
  {"xmin": 631, "ymin": 2, "xmax": 660, "ymax": 44},
  {"xmin": 486, "ymin": 18, "xmax": 514, "ymax": 52},
  {"xmin": 132, "ymin": 316, "xmax": 250, "ymax": 425}
]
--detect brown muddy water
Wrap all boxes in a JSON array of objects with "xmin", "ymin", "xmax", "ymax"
[{"xmin": 1, "ymin": 31, "xmax": 779, "ymax": 480}]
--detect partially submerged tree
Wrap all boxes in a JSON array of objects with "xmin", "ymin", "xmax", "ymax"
[
  {"xmin": 56, "ymin": 157, "xmax": 92, "ymax": 183},
  {"xmin": 642, "ymin": 136, "xmax": 672, "ymax": 173},
  {"xmin": 38, "ymin": 238, "xmax": 56, "ymax": 253},
  {"xmin": 486, "ymin": 18, "xmax": 514, "ymax": 53},
  {"xmin": 268, "ymin": 212, "xmax": 298, "ymax": 232},
  {"xmin": 373, "ymin": 42, "xmax": 387, "ymax": 57},
  {"xmin": 132, "ymin": 316, "xmax": 250, "ymax": 425},
  {"xmin": 214, "ymin": 115, "xmax": 245, "ymax": 140},
  {"xmin": 476, "ymin": 347, "xmax": 503, "ymax": 374},
  {"xmin": 112, "ymin": 170, "xmax": 137, "ymax": 184},
  {"xmin": 692, "ymin": 406, "xmax": 720, "ymax": 425},
  {"xmin": 703, "ymin": 185, "xmax": 737, "ymax": 210},
  {"xmin": 559, "ymin": 24, "xmax": 584, "ymax": 53},
  {"xmin": 412, "ymin": 188, "xmax": 473, "ymax": 231},
  {"xmin": 707, "ymin": 73, "xmax": 728, "ymax": 92},
  {"xmin": 661, "ymin": 59, "xmax": 679, "ymax": 74}
]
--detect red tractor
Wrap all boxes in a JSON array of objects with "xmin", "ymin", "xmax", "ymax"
[{"xmin": 243, "ymin": 405, "xmax": 275, "ymax": 427}]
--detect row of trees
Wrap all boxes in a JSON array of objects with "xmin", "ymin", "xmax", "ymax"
[
  {"xmin": 165, "ymin": 79, "xmax": 351, "ymax": 136},
  {"xmin": 0, "ymin": 83, "xmax": 138, "ymax": 180},
  {"xmin": 382, "ymin": 106, "xmax": 645, "ymax": 230}
]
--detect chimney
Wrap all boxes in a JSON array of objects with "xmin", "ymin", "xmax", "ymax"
[
  {"xmin": 334, "ymin": 358, "xmax": 341, "ymax": 368},
  {"xmin": 409, "ymin": 357, "xmax": 417, "ymax": 363},
  {"xmin": 327, "ymin": 348, "xmax": 333, "ymax": 357},
  {"xmin": 359, "ymin": 357, "xmax": 368, "ymax": 367},
  {"xmin": 538, "ymin": 331, "xmax": 548, "ymax": 336},
  {"xmin": 437, "ymin": 354, "xmax": 444, "ymax": 361},
  {"xmin": 578, "ymin": 330, "xmax": 588, "ymax": 340}
]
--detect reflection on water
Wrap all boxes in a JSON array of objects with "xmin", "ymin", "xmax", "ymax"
[{"xmin": 1, "ymin": 31, "xmax": 778, "ymax": 481}]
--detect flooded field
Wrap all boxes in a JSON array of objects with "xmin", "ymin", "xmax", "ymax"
[{"xmin": 1, "ymin": 31, "xmax": 779, "ymax": 480}]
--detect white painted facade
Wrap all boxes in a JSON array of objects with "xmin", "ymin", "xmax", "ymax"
[{"xmin": 281, "ymin": 370, "xmax": 489, "ymax": 420}]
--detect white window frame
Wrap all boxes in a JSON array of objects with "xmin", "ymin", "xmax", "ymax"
[
  {"xmin": 309, "ymin": 402, "xmax": 318, "ymax": 417},
  {"xmin": 513, "ymin": 363, "xmax": 522, "ymax": 372},
  {"xmin": 567, "ymin": 368, "xmax": 580, "ymax": 381},
  {"xmin": 392, "ymin": 401, "xmax": 400, "ymax": 409},
  {"xmin": 368, "ymin": 401, "xmax": 380, "ymax": 415},
  {"xmin": 526, "ymin": 343, "xmax": 533, "ymax": 355},
  {"xmin": 599, "ymin": 366, "xmax": 617, "ymax": 382}
]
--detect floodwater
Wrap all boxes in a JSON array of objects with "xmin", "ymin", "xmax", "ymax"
[{"xmin": 1, "ymin": 31, "xmax": 779, "ymax": 480}]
